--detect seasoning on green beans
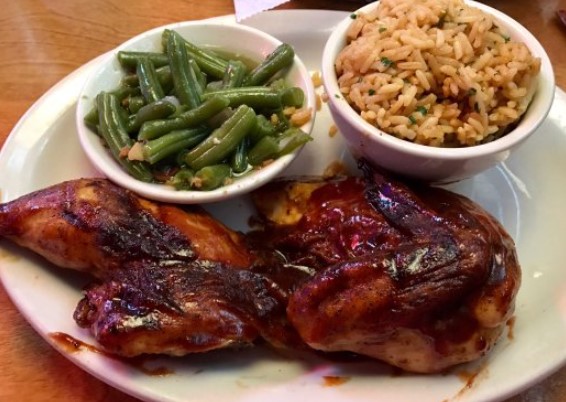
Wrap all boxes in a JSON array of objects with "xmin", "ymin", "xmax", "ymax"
[
  {"xmin": 96, "ymin": 92, "xmax": 153, "ymax": 182},
  {"xmin": 83, "ymin": 28, "xmax": 313, "ymax": 191}
]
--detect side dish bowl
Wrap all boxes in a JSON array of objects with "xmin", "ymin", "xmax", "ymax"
[
  {"xmin": 321, "ymin": 0, "xmax": 554, "ymax": 183},
  {"xmin": 77, "ymin": 21, "xmax": 316, "ymax": 203}
]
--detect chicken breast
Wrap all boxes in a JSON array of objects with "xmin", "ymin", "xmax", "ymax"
[{"xmin": 251, "ymin": 161, "xmax": 521, "ymax": 373}]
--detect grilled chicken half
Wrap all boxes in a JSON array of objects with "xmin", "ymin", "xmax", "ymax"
[
  {"xmin": 250, "ymin": 161, "xmax": 521, "ymax": 373},
  {"xmin": 0, "ymin": 163, "xmax": 521, "ymax": 373},
  {"xmin": 0, "ymin": 178, "xmax": 295, "ymax": 356}
]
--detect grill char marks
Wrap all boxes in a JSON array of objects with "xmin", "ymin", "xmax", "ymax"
[
  {"xmin": 74, "ymin": 260, "xmax": 298, "ymax": 356},
  {"xmin": 0, "ymin": 167, "xmax": 521, "ymax": 373},
  {"xmin": 252, "ymin": 161, "xmax": 520, "ymax": 373},
  {"xmin": 0, "ymin": 178, "xmax": 253, "ymax": 278}
]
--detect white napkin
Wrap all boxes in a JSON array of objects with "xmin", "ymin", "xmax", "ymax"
[{"xmin": 233, "ymin": 0, "xmax": 290, "ymax": 22}]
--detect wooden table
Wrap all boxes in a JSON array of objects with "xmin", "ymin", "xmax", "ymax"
[{"xmin": 0, "ymin": 0, "xmax": 565, "ymax": 400}]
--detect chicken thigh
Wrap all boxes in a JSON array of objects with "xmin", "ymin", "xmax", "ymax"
[{"xmin": 0, "ymin": 178, "xmax": 291, "ymax": 355}]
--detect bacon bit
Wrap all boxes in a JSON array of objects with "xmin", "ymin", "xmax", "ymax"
[
  {"xmin": 311, "ymin": 70, "xmax": 323, "ymax": 87},
  {"xmin": 190, "ymin": 177, "xmax": 203, "ymax": 189},
  {"xmin": 323, "ymin": 160, "xmax": 349, "ymax": 178},
  {"xmin": 119, "ymin": 146, "xmax": 131, "ymax": 159},
  {"xmin": 127, "ymin": 142, "xmax": 145, "ymax": 161},
  {"xmin": 315, "ymin": 93, "xmax": 322, "ymax": 111},
  {"xmin": 283, "ymin": 106, "xmax": 296, "ymax": 116},
  {"xmin": 328, "ymin": 124, "xmax": 338, "ymax": 138}
]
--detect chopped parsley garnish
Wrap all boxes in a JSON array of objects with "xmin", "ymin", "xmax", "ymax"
[
  {"xmin": 350, "ymin": 13, "xmax": 357, "ymax": 19},
  {"xmin": 416, "ymin": 106, "xmax": 428, "ymax": 115},
  {"xmin": 368, "ymin": 89, "xmax": 376, "ymax": 95},
  {"xmin": 467, "ymin": 88, "xmax": 477, "ymax": 96},
  {"xmin": 379, "ymin": 27, "xmax": 387, "ymax": 33},
  {"xmin": 335, "ymin": 93, "xmax": 341, "ymax": 99},
  {"xmin": 408, "ymin": 115, "xmax": 417, "ymax": 125},
  {"xmin": 502, "ymin": 34, "xmax": 510, "ymax": 43},
  {"xmin": 380, "ymin": 57, "xmax": 395, "ymax": 67}
]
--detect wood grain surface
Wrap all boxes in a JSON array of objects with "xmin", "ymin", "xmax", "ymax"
[{"xmin": 0, "ymin": 0, "xmax": 565, "ymax": 401}]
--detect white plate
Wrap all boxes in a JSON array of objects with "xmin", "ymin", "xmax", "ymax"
[{"xmin": 0, "ymin": 10, "xmax": 565, "ymax": 402}]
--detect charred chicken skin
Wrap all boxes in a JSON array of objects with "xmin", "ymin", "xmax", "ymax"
[
  {"xmin": 0, "ymin": 178, "xmax": 253, "ymax": 278},
  {"xmin": 73, "ymin": 260, "xmax": 296, "ymax": 356},
  {"xmin": 251, "ymin": 161, "xmax": 521, "ymax": 373},
  {"xmin": 0, "ymin": 162, "xmax": 521, "ymax": 373},
  {"xmin": 0, "ymin": 178, "xmax": 291, "ymax": 355}
]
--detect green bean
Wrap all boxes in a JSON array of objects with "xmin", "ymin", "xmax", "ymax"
[
  {"xmin": 206, "ymin": 106, "xmax": 234, "ymax": 129},
  {"xmin": 277, "ymin": 127, "xmax": 312, "ymax": 155},
  {"xmin": 248, "ymin": 114, "xmax": 277, "ymax": 144},
  {"xmin": 243, "ymin": 43, "xmax": 295, "ymax": 86},
  {"xmin": 117, "ymin": 51, "xmax": 169, "ymax": 70},
  {"xmin": 168, "ymin": 168, "xmax": 194, "ymax": 190},
  {"xmin": 110, "ymin": 85, "xmax": 141, "ymax": 102},
  {"xmin": 116, "ymin": 100, "xmax": 131, "ymax": 129},
  {"xmin": 185, "ymin": 104, "xmax": 256, "ymax": 170},
  {"xmin": 136, "ymin": 57, "xmax": 165, "ymax": 103},
  {"xmin": 162, "ymin": 30, "xmax": 228, "ymax": 79},
  {"xmin": 189, "ymin": 58, "xmax": 207, "ymax": 91},
  {"xmin": 83, "ymin": 106, "xmax": 99, "ymax": 132},
  {"xmin": 96, "ymin": 92, "xmax": 153, "ymax": 182},
  {"xmin": 230, "ymin": 138, "xmax": 249, "ymax": 173},
  {"xmin": 192, "ymin": 164, "xmax": 231, "ymax": 191},
  {"xmin": 222, "ymin": 60, "xmax": 248, "ymax": 89},
  {"xmin": 269, "ymin": 78, "xmax": 287, "ymax": 91},
  {"xmin": 122, "ymin": 65, "xmax": 173, "ymax": 92},
  {"xmin": 128, "ymin": 99, "xmax": 177, "ymax": 133},
  {"xmin": 281, "ymin": 87, "xmax": 305, "ymax": 107},
  {"xmin": 170, "ymin": 104, "xmax": 190, "ymax": 117},
  {"xmin": 247, "ymin": 127, "xmax": 311, "ymax": 166},
  {"xmin": 247, "ymin": 136, "xmax": 279, "ymax": 166},
  {"xmin": 206, "ymin": 80, "xmax": 224, "ymax": 93},
  {"xmin": 202, "ymin": 87, "xmax": 281, "ymax": 109},
  {"xmin": 88, "ymin": 30, "xmax": 308, "ymax": 191},
  {"xmin": 166, "ymin": 30, "xmax": 202, "ymax": 108},
  {"xmin": 121, "ymin": 73, "xmax": 139, "ymax": 87},
  {"xmin": 142, "ymin": 127, "xmax": 209, "ymax": 164},
  {"xmin": 138, "ymin": 95, "xmax": 230, "ymax": 140},
  {"xmin": 126, "ymin": 96, "xmax": 146, "ymax": 114}
]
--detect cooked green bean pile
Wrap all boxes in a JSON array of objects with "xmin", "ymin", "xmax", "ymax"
[{"xmin": 84, "ymin": 29, "xmax": 313, "ymax": 191}]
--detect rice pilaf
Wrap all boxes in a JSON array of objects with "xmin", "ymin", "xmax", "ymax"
[{"xmin": 336, "ymin": 0, "xmax": 541, "ymax": 147}]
